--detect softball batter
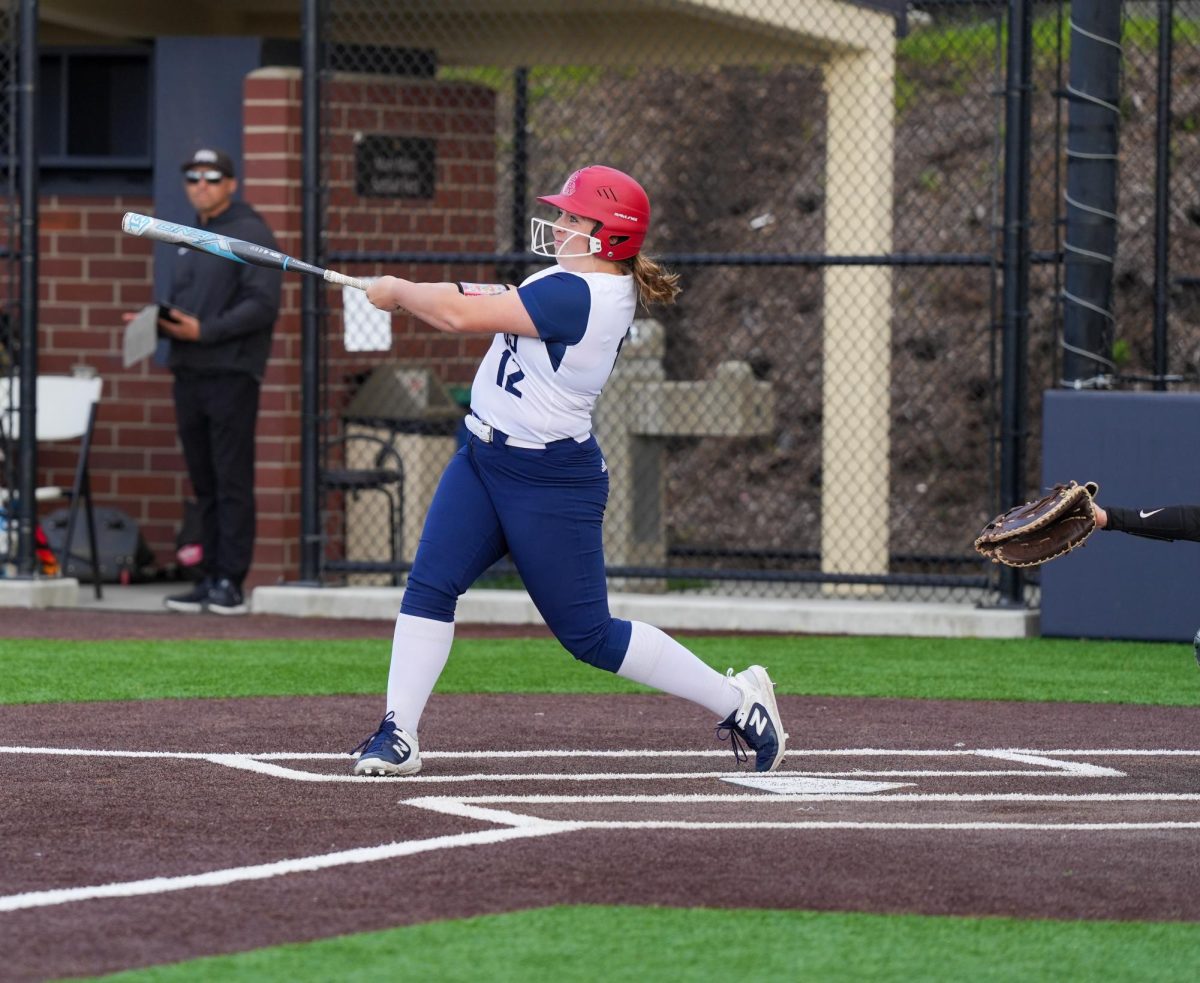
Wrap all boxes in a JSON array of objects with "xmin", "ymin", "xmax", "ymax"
[{"xmin": 351, "ymin": 165, "xmax": 786, "ymax": 776}]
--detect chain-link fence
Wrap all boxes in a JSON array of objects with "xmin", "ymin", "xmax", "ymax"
[
  {"xmin": 306, "ymin": 0, "xmax": 1193, "ymax": 603},
  {"xmin": 312, "ymin": 0, "xmax": 1022, "ymax": 598},
  {"xmin": 1110, "ymin": 2, "xmax": 1200, "ymax": 388}
]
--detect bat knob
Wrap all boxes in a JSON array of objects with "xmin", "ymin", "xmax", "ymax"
[{"xmin": 121, "ymin": 212, "xmax": 153, "ymax": 236}]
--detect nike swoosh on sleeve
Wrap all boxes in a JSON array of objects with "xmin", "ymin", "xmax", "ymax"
[{"xmin": 1139, "ymin": 508, "xmax": 1165, "ymax": 518}]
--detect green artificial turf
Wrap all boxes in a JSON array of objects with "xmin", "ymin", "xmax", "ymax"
[
  {"xmin": 0, "ymin": 634, "xmax": 1195, "ymax": 706},
  {"xmin": 91, "ymin": 904, "xmax": 1200, "ymax": 983}
]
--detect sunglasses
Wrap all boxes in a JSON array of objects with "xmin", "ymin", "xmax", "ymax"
[{"xmin": 185, "ymin": 169, "xmax": 226, "ymax": 185}]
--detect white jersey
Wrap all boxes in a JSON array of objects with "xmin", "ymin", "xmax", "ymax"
[{"xmin": 469, "ymin": 265, "xmax": 636, "ymax": 443}]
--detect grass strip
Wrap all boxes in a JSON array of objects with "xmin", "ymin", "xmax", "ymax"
[
  {"xmin": 91, "ymin": 904, "xmax": 1200, "ymax": 983},
  {"xmin": 0, "ymin": 635, "xmax": 1195, "ymax": 706}
]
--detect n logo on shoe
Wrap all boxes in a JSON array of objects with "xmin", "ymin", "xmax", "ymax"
[
  {"xmin": 748, "ymin": 707, "xmax": 768, "ymax": 736},
  {"xmin": 393, "ymin": 739, "xmax": 410, "ymax": 757}
]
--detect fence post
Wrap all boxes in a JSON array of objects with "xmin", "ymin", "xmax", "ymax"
[
  {"xmin": 998, "ymin": 0, "xmax": 1034, "ymax": 606},
  {"xmin": 1153, "ymin": 0, "xmax": 1175, "ymax": 390},
  {"xmin": 15, "ymin": 0, "xmax": 39, "ymax": 578},
  {"xmin": 299, "ymin": 0, "xmax": 322, "ymax": 584},
  {"xmin": 509, "ymin": 66, "xmax": 529, "ymax": 286}
]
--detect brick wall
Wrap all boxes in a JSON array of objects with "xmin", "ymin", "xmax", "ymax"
[
  {"xmin": 37, "ymin": 194, "xmax": 183, "ymax": 571},
  {"xmin": 316, "ymin": 71, "xmax": 498, "ymax": 410},
  {"xmin": 26, "ymin": 66, "xmax": 499, "ymax": 590}
]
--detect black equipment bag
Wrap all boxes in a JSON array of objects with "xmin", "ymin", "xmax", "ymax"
[{"xmin": 42, "ymin": 506, "xmax": 156, "ymax": 583}]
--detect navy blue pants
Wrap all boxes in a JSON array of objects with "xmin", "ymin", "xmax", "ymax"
[{"xmin": 401, "ymin": 432, "xmax": 632, "ymax": 672}]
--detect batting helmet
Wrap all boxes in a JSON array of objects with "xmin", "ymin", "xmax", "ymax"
[{"xmin": 535, "ymin": 165, "xmax": 650, "ymax": 262}]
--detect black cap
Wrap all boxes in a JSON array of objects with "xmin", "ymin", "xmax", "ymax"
[{"xmin": 180, "ymin": 148, "xmax": 235, "ymax": 177}]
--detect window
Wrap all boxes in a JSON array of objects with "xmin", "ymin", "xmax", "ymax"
[{"xmin": 39, "ymin": 47, "xmax": 153, "ymax": 194}]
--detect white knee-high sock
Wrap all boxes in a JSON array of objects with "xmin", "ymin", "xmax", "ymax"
[
  {"xmin": 386, "ymin": 613, "xmax": 455, "ymax": 735},
  {"xmin": 616, "ymin": 621, "xmax": 740, "ymax": 719}
]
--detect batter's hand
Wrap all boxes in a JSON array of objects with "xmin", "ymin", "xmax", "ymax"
[{"xmin": 367, "ymin": 276, "xmax": 405, "ymax": 312}]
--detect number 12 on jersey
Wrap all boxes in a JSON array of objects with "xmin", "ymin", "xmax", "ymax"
[{"xmin": 495, "ymin": 346, "xmax": 524, "ymax": 397}]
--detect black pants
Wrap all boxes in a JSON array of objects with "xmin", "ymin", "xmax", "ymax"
[{"xmin": 172, "ymin": 372, "xmax": 260, "ymax": 586}]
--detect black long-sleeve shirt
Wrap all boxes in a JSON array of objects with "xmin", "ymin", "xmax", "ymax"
[
  {"xmin": 1103, "ymin": 504, "xmax": 1200, "ymax": 542},
  {"xmin": 167, "ymin": 200, "xmax": 282, "ymax": 381}
]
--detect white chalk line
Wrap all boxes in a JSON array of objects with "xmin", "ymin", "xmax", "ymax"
[
  {"xmin": 0, "ymin": 745, "xmax": 1147, "ymax": 784},
  {"xmin": 974, "ymin": 750, "xmax": 1123, "ymax": 777},
  {"xmin": 407, "ymin": 795, "xmax": 1200, "ymax": 831},
  {"xmin": 411, "ymin": 791, "xmax": 1200, "ymax": 805},
  {"xmin": 447, "ymin": 818, "xmax": 1200, "ymax": 832},
  {"xmin": 0, "ymin": 822, "xmax": 571, "ymax": 914},
  {"xmin": 7, "ymin": 746, "xmax": 1200, "ymax": 760},
  {"xmin": 215, "ymin": 760, "xmax": 1132, "ymax": 784}
]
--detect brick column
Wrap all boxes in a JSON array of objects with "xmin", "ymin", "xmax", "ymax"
[
  {"xmin": 243, "ymin": 68, "xmax": 305, "ymax": 589},
  {"xmin": 242, "ymin": 66, "xmax": 498, "ymax": 589}
]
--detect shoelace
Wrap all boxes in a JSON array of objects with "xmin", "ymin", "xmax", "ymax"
[
  {"xmin": 350, "ymin": 710, "xmax": 397, "ymax": 757},
  {"xmin": 715, "ymin": 719, "xmax": 750, "ymax": 766}
]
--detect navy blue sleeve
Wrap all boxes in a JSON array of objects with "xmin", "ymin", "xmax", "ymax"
[{"xmin": 517, "ymin": 272, "xmax": 591, "ymax": 344}]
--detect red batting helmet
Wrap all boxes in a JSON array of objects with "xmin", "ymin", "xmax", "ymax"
[{"xmin": 536, "ymin": 165, "xmax": 650, "ymax": 261}]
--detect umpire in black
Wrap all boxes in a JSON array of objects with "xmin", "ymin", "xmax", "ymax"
[{"xmin": 160, "ymin": 147, "xmax": 282, "ymax": 615}]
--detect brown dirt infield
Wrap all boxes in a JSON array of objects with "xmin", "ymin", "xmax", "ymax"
[{"xmin": 3, "ymin": 613, "xmax": 1200, "ymax": 981}]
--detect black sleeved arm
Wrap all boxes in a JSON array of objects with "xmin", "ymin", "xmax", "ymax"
[
  {"xmin": 1101, "ymin": 505, "xmax": 1200, "ymax": 542},
  {"xmin": 200, "ymin": 261, "xmax": 281, "ymax": 344}
]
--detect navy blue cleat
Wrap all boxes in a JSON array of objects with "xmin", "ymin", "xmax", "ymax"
[
  {"xmin": 716, "ymin": 665, "xmax": 788, "ymax": 772},
  {"xmin": 351, "ymin": 711, "xmax": 422, "ymax": 776}
]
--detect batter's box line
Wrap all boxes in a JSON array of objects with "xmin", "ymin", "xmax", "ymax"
[
  {"xmin": 13, "ymin": 745, "xmax": 1200, "ymax": 782},
  {"xmin": 0, "ymin": 746, "xmax": 1139, "ymax": 782},
  {"xmin": 402, "ymin": 795, "xmax": 1200, "ymax": 832},
  {"xmin": 7, "ymin": 745, "xmax": 1200, "ymax": 763},
  {"xmin": 0, "ymin": 822, "xmax": 575, "ymax": 915},
  {"xmin": 421, "ymin": 791, "xmax": 1200, "ymax": 805}
]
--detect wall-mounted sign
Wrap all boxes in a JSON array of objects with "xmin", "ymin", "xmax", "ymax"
[{"xmin": 355, "ymin": 135, "xmax": 435, "ymax": 199}]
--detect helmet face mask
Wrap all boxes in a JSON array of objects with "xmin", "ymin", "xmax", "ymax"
[
  {"xmin": 530, "ymin": 216, "xmax": 602, "ymax": 259},
  {"xmin": 535, "ymin": 165, "xmax": 650, "ymax": 262}
]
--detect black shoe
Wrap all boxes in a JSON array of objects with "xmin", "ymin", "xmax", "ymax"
[
  {"xmin": 207, "ymin": 578, "xmax": 247, "ymax": 616},
  {"xmin": 164, "ymin": 577, "xmax": 213, "ymax": 613}
]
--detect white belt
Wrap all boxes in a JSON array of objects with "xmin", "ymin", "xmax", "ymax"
[{"xmin": 464, "ymin": 413, "xmax": 588, "ymax": 450}]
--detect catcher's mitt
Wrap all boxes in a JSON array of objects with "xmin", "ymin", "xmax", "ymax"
[{"xmin": 974, "ymin": 480, "xmax": 1099, "ymax": 568}]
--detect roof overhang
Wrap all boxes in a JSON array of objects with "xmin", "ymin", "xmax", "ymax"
[{"xmin": 41, "ymin": 0, "xmax": 902, "ymax": 62}]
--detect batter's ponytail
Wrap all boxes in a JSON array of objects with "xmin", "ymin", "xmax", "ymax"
[{"xmin": 625, "ymin": 253, "xmax": 681, "ymax": 308}]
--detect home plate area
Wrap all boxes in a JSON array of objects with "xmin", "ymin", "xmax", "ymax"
[{"xmin": 208, "ymin": 744, "xmax": 1200, "ymax": 829}]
